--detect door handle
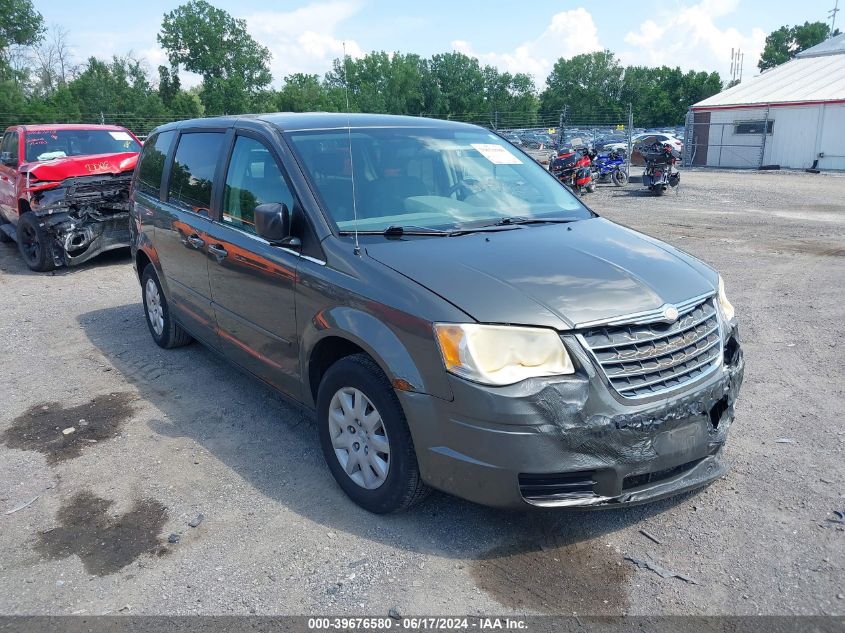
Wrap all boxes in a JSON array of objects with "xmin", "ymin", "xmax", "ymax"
[
  {"xmin": 208, "ymin": 244, "xmax": 228, "ymax": 261},
  {"xmin": 184, "ymin": 234, "xmax": 205, "ymax": 249}
]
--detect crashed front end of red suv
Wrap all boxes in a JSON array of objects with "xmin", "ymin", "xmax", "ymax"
[{"xmin": 22, "ymin": 152, "xmax": 137, "ymax": 267}]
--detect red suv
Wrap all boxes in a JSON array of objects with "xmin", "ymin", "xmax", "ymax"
[{"xmin": 0, "ymin": 124, "xmax": 141, "ymax": 271}]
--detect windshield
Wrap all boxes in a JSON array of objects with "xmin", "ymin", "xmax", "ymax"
[
  {"xmin": 25, "ymin": 129, "xmax": 140, "ymax": 162},
  {"xmin": 286, "ymin": 127, "xmax": 591, "ymax": 233}
]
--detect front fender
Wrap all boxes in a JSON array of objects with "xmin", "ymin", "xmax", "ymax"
[{"xmin": 300, "ymin": 304, "xmax": 453, "ymax": 407}]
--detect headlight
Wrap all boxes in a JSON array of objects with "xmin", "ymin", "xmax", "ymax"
[
  {"xmin": 433, "ymin": 323, "xmax": 574, "ymax": 386},
  {"xmin": 718, "ymin": 276, "xmax": 735, "ymax": 321}
]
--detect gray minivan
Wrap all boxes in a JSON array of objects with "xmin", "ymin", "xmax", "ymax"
[{"xmin": 129, "ymin": 113, "xmax": 744, "ymax": 513}]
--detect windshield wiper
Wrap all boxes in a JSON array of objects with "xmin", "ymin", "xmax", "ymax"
[
  {"xmin": 493, "ymin": 216, "xmax": 581, "ymax": 226},
  {"xmin": 338, "ymin": 225, "xmax": 452, "ymax": 237}
]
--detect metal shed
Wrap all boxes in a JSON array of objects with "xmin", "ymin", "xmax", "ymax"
[{"xmin": 686, "ymin": 33, "xmax": 845, "ymax": 170}]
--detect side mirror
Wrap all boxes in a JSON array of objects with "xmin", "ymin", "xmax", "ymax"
[
  {"xmin": 0, "ymin": 152, "xmax": 17, "ymax": 167},
  {"xmin": 254, "ymin": 202, "xmax": 301, "ymax": 249}
]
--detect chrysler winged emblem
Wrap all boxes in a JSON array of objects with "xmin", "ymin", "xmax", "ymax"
[{"xmin": 661, "ymin": 304, "xmax": 679, "ymax": 323}]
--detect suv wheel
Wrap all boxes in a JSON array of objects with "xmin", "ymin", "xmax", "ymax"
[
  {"xmin": 316, "ymin": 354, "xmax": 429, "ymax": 513},
  {"xmin": 141, "ymin": 263, "xmax": 192, "ymax": 349},
  {"xmin": 17, "ymin": 213, "xmax": 55, "ymax": 272}
]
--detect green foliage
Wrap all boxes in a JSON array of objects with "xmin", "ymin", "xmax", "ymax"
[
  {"xmin": 0, "ymin": 4, "xmax": 725, "ymax": 138},
  {"xmin": 541, "ymin": 51, "xmax": 625, "ymax": 122},
  {"xmin": 276, "ymin": 73, "xmax": 335, "ymax": 112},
  {"xmin": 0, "ymin": 0, "xmax": 43, "ymax": 81},
  {"xmin": 539, "ymin": 51, "xmax": 716, "ymax": 126},
  {"xmin": 0, "ymin": 0, "xmax": 43, "ymax": 51},
  {"xmin": 158, "ymin": 0, "xmax": 271, "ymax": 114},
  {"xmin": 758, "ymin": 21, "xmax": 837, "ymax": 71}
]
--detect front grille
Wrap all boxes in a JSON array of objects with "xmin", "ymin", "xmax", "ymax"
[
  {"xmin": 581, "ymin": 298, "xmax": 721, "ymax": 399},
  {"xmin": 623, "ymin": 459, "xmax": 703, "ymax": 490}
]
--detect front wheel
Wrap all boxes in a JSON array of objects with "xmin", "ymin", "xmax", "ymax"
[
  {"xmin": 317, "ymin": 354, "xmax": 429, "ymax": 513},
  {"xmin": 612, "ymin": 169, "xmax": 628, "ymax": 187},
  {"xmin": 17, "ymin": 213, "xmax": 56, "ymax": 272}
]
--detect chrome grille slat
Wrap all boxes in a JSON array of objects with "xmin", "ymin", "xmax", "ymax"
[
  {"xmin": 611, "ymin": 347, "xmax": 721, "ymax": 390},
  {"xmin": 585, "ymin": 304, "xmax": 715, "ymax": 350},
  {"xmin": 580, "ymin": 298, "xmax": 722, "ymax": 399},
  {"xmin": 603, "ymin": 336, "xmax": 722, "ymax": 379},
  {"xmin": 596, "ymin": 323, "xmax": 721, "ymax": 365}
]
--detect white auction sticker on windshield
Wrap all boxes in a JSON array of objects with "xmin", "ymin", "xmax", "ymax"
[
  {"xmin": 109, "ymin": 131, "xmax": 132, "ymax": 141},
  {"xmin": 471, "ymin": 143, "xmax": 522, "ymax": 165}
]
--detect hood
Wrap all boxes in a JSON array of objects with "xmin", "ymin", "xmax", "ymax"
[
  {"xmin": 22, "ymin": 152, "xmax": 139, "ymax": 181},
  {"xmin": 366, "ymin": 218, "xmax": 718, "ymax": 329}
]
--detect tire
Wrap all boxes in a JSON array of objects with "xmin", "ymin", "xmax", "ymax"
[
  {"xmin": 317, "ymin": 353, "xmax": 429, "ymax": 513},
  {"xmin": 16, "ymin": 213, "xmax": 56, "ymax": 272},
  {"xmin": 141, "ymin": 263, "xmax": 192, "ymax": 349},
  {"xmin": 0, "ymin": 215, "xmax": 12, "ymax": 243},
  {"xmin": 611, "ymin": 169, "xmax": 628, "ymax": 187}
]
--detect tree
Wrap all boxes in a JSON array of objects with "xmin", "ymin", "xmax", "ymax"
[
  {"xmin": 758, "ymin": 21, "xmax": 838, "ymax": 71},
  {"xmin": 541, "ymin": 50, "xmax": 624, "ymax": 123},
  {"xmin": 426, "ymin": 52, "xmax": 485, "ymax": 117},
  {"xmin": 158, "ymin": 0, "xmax": 271, "ymax": 114},
  {"xmin": 32, "ymin": 25, "xmax": 74, "ymax": 96},
  {"xmin": 0, "ymin": 0, "xmax": 43, "ymax": 58},
  {"xmin": 277, "ymin": 73, "xmax": 332, "ymax": 112}
]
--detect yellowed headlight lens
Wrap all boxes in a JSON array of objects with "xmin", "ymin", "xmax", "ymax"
[{"xmin": 433, "ymin": 323, "xmax": 574, "ymax": 386}]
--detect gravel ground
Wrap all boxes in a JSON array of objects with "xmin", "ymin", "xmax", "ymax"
[{"xmin": 0, "ymin": 168, "xmax": 843, "ymax": 617}]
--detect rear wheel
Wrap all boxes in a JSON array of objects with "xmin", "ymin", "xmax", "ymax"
[
  {"xmin": 17, "ymin": 213, "xmax": 55, "ymax": 272},
  {"xmin": 317, "ymin": 354, "xmax": 429, "ymax": 513},
  {"xmin": 141, "ymin": 264, "xmax": 192, "ymax": 349}
]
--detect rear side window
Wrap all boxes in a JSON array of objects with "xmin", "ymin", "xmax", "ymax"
[
  {"xmin": 1, "ymin": 132, "xmax": 19, "ymax": 165},
  {"xmin": 167, "ymin": 132, "xmax": 225, "ymax": 214},
  {"xmin": 137, "ymin": 131, "xmax": 175, "ymax": 198}
]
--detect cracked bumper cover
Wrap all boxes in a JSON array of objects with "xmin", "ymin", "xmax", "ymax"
[{"xmin": 400, "ymin": 325, "xmax": 744, "ymax": 509}]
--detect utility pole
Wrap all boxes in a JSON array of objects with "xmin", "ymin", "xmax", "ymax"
[
  {"xmin": 830, "ymin": 0, "xmax": 840, "ymax": 32},
  {"xmin": 557, "ymin": 106, "xmax": 568, "ymax": 149},
  {"xmin": 729, "ymin": 49, "xmax": 744, "ymax": 84}
]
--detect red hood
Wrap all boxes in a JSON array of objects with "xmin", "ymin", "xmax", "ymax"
[{"xmin": 22, "ymin": 152, "xmax": 139, "ymax": 181}]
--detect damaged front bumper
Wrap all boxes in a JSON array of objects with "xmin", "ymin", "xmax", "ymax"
[
  {"xmin": 400, "ymin": 322, "xmax": 745, "ymax": 510},
  {"xmin": 28, "ymin": 173, "xmax": 132, "ymax": 267}
]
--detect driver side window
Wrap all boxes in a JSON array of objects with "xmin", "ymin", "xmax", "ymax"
[{"xmin": 223, "ymin": 136, "xmax": 294, "ymax": 235}]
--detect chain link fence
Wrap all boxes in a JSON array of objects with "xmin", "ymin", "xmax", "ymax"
[{"xmin": 682, "ymin": 107, "xmax": 772, "ymax": 168}]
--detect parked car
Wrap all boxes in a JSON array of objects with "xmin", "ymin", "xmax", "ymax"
[
  {"xmin": 130, "ymin": 113, "xmax": 744, "ymax": 513},
  {"xmin": 500, "ymin": 131, "xmax": 523, "ymax": 147},
  {"xmin": 0, "ymin": 124, "xmax": 142, "ymax": 271}
]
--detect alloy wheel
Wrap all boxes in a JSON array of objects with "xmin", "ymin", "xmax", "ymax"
[
  {"xmin": 145, "ymin": 278, "xmax": 165, "ymax": 336},
  {"xmin": 328, "ymin": 387, "xmax": 390, "ymax": 490}
]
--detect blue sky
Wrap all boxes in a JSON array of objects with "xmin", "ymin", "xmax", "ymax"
[{"xmin": 35, "ymin": 0, "xmax": 838, "ymax": 87}]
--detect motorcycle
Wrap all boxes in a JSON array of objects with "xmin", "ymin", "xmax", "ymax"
[
  {"xmin": 591, "ymin": 150, "xmax": 628, "ymax": 187},
  {"xmin": 549, "ymin": 147, "xmax": 595, "ymax": 195},
  {"xmin": 638, "ymin": 141, "xmax": 680, "ymax": 195}
]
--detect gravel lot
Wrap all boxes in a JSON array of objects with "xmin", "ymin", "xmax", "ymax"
[{"xmin": 0, "ymin": 168, "xmax": 843, "ymax": 617}]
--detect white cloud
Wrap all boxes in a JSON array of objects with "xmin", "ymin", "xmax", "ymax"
[
  {"xmin": 451, "ymin": 8, "xmax": 602, "ymax": 83},
  {"xmin": 244, "ymin": 1, "xmax": 364, "ymax": 85},
  {"xmin": 621, "ymin": 0, "xmax": 766, "ymax": 80}
]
